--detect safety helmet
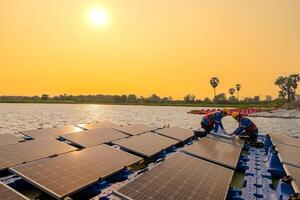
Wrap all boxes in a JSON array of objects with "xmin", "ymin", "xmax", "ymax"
[
  {"xmin": 222, "ymin": 108, "xmax": 229, "ymax": 115},
  {"xmin": 232, "ymin": 112, "xmax": 240, "ymax": 119}
]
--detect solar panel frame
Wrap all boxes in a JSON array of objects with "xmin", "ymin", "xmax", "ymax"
[
  {"xmin": 207, "ymin": 134, "xmax": 245, "ymax": 147},
  {"xmin": 0, "ymin": 182, "xmax": 30, "ymax": 200},
  {"xmin": 112, "ymin": 132, "xmax": 179, "ymax": 158},
  {"xmin": 114, "ymin": 153, "xmax": 234, "ymax": 200},
  {"xmin": 21, "ymin": 125, "xmax": 83, "ymax": 139},
  {"xmin": 0, "ymin": 138, "xmax": 77, "ymax": 171},
  {"xmin": 182, "ymin": 137, "xmax": 242, "ymax": 169},
  {"xmin": 270, "ymin": 133, "xmax": 300, "ymax": 148},
  {"xmin": 60, "ymin": 128, "xmax": 129, "ymax": 148},
  {"xmin": 0, "ymin": 133, "xmax": 23, "ymax": 146},
  {"xmin": 113, "ymin": 124, "xmax": 158, "ymax": 136},
  {"xmin": 10, "ymin": 145, "xmax": 142, "ymax": 199},
  {"xmin": 154, "ymin": 126, "xmax": 194, "ymax": 142},
  {"xmin": 283, "ymin": 164, "xmax": 300, "ymax": 193},
  {"xmin": 276, "ymin": 143, "xmax": 300, "ymax": 168},
  {"xmin": 77, "ymin": 122, "xmax": 118, "ymax": 130}
]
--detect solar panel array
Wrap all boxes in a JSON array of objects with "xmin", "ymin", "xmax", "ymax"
[
  {"xmin": 21, "ymin": 125, "xmax": 83, "ymax": 139},
  {"xmin": 270, "ymin": 133, "xmax": 300, "ymax": 148},
  {"xmin": 276, "ymin": 143, "xmax": 300, "ymax": 168},
  {"xmin": 10, "ymin": 145, "xmax": 142, "ymax": 199},
  {"xmin": 61, "ymin": 128, "xmax": 129, "ymax": 147},
  {"xmin": 207, "ymin": 134, "xmax": 244, "ymax": 147},
  {"xmin": 77, "ymin": 122, "xmax": 118, "ymax": 130},
  {"xmin": 183, "ymin": 137, "xmax": 241, "ymax": 169},
  {"xmin": 154, "ymin": 126, "xmax": 194, "ymax": 141},
  {"xmin": 0, "ymin": 138, "xmax": 77, "ymax": 171},
  {"xmin": 0, "ymin": 133, "xmax": 23, "ymax": 146},
  {"xmin": 115, "ymin": 153, "xmax": 233, "ymax": 200},
  {"xmin": 0, "ymin": 182, "xmax": 29, "ymax": 200},
  {"xmin": 112, "ymin": 132, "xmax": 178, "ymax": 157},
  {"xmin": 284, "ymin": 164, "xmax": 300, "ymax": 193},
  {"xmin": 113, "ymin": 124, "xmax": 158, "ymax": 136}
]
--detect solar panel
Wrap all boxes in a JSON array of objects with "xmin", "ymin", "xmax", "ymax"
[
  {"xmin": 10, "ymin": 145, "xmax": 142, "ymax": 199},
  {"xmin": 113, "ymin": 124, "xmax": 158, "ymax": 136},
  {"xmin": 112, "ymin": 132, "xmax": 179, "ymax": 157},
  {"xmin": 61, "ymin": 128, "xmax": 129, "ymax": 147},
  {"xmin": 154, "ymin": 126, "xmax": 194, "ymax": 141},
  {"xmin": 207, "ymin": 134, "xmax": 244, "ymax": 147},
  {"xmin": 182, "ymin": 137, "xmax": 241, "ymax": 169},
  {"xmin": 114, "ymin": 153, "xmax": 234, "ymax": 200},
  {"xmin": 276, "ymin": 143, "xmax": 300, "ymax": 168},
  {"xmin": 284, "ymin": 164, "xmax": 300, "ymax": 193},
  {"xmin": 21, "ymin": 125, "xmax": 83, "ymax": 139},
  {"xmin": 77, "ymin": 122, "xmax": 118, "ymax": 130},
  {"xmin": 0, "ymin": 138, "xmax": 77, "ymax": 171},
  {"xmin": 0, "ymin": 133, "xmax": 23, "ymax": 146},
  {"xmin": 0, "ymin": 182, "xmax": 29, "ymax": 200},
  {"xmin": 270, "ymin": 133, "xmax": 300, "ymax": 148}
]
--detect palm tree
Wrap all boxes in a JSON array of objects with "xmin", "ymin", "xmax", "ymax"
[
  {"xmin": 210, "ymin": 77, "xmax": 219, "ymax": 98},
  {"xmin": 235, "ymin": 84, "xmax": 241, "ymax": 100},
  {"xmin": 229, "ymin": 88, "xmax": 235, "ymax": 96}
]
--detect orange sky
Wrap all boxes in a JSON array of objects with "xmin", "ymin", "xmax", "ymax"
[{"xmin": 1, "ymin": 0, "xmax": 299, "ymax": 99}]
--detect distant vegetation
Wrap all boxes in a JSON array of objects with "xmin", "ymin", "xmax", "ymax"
[{"xmin": 0, "ymin": 74, "xmax": 298, "ymax": 108}]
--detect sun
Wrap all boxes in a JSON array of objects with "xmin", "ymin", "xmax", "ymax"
[{"xmin": 89, "ymin": 9, "xmax": 108, "ymax": 26}]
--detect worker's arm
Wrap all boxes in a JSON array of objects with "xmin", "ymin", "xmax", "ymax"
[
  {"xmin": 213, "ymin": 113, "xmax": 223, "ymax": 132},
  {"xmin": 233, "ymin": 118, "xmax": 247, "ymax": 135}
]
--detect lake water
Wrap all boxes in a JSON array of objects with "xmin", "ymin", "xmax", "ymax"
[{"xmin": 0, "ymin": 103, "xmax": 299, "ymax": 137}]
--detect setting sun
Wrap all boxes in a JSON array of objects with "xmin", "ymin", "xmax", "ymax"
[{"xmin": 89, "ymin": 9, "xmax": 107, "ymax": 26}]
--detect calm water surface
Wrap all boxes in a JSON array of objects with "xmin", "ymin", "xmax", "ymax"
[{"xmin": 0, "ymin": 103, "xmax": 299, "ymax": 136}]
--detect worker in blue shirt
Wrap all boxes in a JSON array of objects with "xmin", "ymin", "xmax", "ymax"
[
  {"xmin": 201, "ymin": 109, "xmax": 228, "ymax": 134},
  {"xmin": 231, "ymin": 112, "xmax": 258, "ymax": 143}
]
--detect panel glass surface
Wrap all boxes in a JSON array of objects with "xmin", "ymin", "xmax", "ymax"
[
  {"xmin": 77, "ymin": 122, "xmax": 118, "ymax": 130},
  {"xmin": 61, "ymin": 128, "xmax": 128, "ymax": 147},
  {"xmin": 154, "ymin": 127, "xmax": 194, "ymax": 141},
  {"xmin": 113, "ymin": 124, "xmax": 158, "ymax": 136},
  {"xmin": 0, "ymin": 138, "xmax": 77, "ymax": 171},
  {"xmin": 284, "ymin": 164, "xmax": 300, "ymax": 192},
  {"xmin": 183, "ymin": 137, "xmax": 241, "ymax": 169},
  {"xmin": 10, "ymin": 145, "xmax": 142, "ymax": 199},
  {"xmin": 115, "ymin": 153, "xmax": 233, "ymax": 200},
  {"xmin": 0, "ymin": 134, "xmax": 23, "ymax": 146},
  {"xmin": 0, "ymin": 182, "xmax": 29, "ymax": 200},
  {"xmin": 207, "ymin": 134, "xmax": 244, "ymax": 147},
  {"xmin": 270, "ymin": 133, "xmax": 300, "ymax": 148},
  {"xmin": 112, "ymin": 132, "xmax": 178, "ymax": 157},
  {"xmin": 21, "ymin": 125, "xmax": 83, "ymax": 139},
  {"xmin": 276, "ymin": 143, "xmax": 300, "ymax": 168}
]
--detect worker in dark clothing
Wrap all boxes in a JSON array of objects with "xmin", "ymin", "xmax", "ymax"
[
  {"xmin": 200, "ymin": 109, "xmax": 228, "ymax": 134},
  {"xmin": 231, "ymin": 112, "xmax": 258, "ymax": 143}
]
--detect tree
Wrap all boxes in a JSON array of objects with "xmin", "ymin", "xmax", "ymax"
[
  {"xmin": 41, "ymin": 94, "xmax": 49, "ymax": 100},
  {"xmin": 229, "ymin": 88, "xmax": 235, "ymax": 96},
  {"xmin": 213, "ymin": 93, "xmax": 227, "ymax": 103},
  {"xmin": 184, "ymin": 94, "xmax": 196, "ymax": 103},
  {"xmin": 265, "ymin": 95, "xmax": 272, "ymax": 102},
  {"xmin": 275, "ymin": 74, "xmax": 300, "ymax": 102},
  {"xmin": 146, "ymin": 94, "xmax": 160, "ymax": 103},
  {"xmin": 210, "ymin": 77, "xmax": 219, "ymax": 98},
  {"xmin": 127, "ymin": 94, "xmax": 137, "ymax": 103},
  {"xmin": 203, "ymin": 97, "xmax": 211, "ymax": 103},
  {"xmin": 235, "ymin": 84, "xmax": 241, "ymax": 100},
  {"xmin": 228, "ymin": 96, "xmax": 238, "ymax": 103}
]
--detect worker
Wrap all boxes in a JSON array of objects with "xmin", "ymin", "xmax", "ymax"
[
  {"xmin": 231, "ymin": 112, "xmax": 258, "ymax": 143},
  {"xmin": 200, "ymin": 109, "xmax": 228, "ymax": 134}
]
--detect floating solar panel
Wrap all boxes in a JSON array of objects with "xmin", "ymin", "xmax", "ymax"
[
  {"xmin": 114, "ymin": 124, "xmax": 158, "ymax": 136},
  {"xmin": 114, "ymin": 153, "xmax": 234, "ymax": 200},
  {"xmin": 77, "ymin": 122, "xmax": 118, "ymax": 130},
  {"xmin": 207, "ymin": 134, "xmax": 244, "ymax": 147},
  {"xmin": 0, "ymin": 182, "xmax": 29, "ymax": 200},
  {"xmin": 61, "ymin": 128, "xmax": 129, "ymax": 148},
  {"xmin": 0, "ymin": 133, "xmax": 23, "ymax": 146},
  {"xmin": 284, "ymin": 164, "xmax": 300, "ymax": 193},
  {"xmin": 270, "ymin": 133, "xmax": 300, "ymax": 148},
  {"xmin": 10, "ymin": 145, "xmax": 142, "ymax": 199},
  {"xmin": 112, "ymin": 132, "xmax": 178, "ymax": 158},
  {"xmin": 182, "ymin": 137, "xmax": 241, "ymax": 169},
  {"xmin": 0, "ymin": 138, "xmax": 77, "ymax": 171},
  {"xmin": 276, "ymin": 143, "xmax": 300, "ymax": 168},
  {"xmin": 21, "ymin": 125, "xmax": 83, "ymax": 139},
  {"xmin": 154, "ymin": 126, "xmax": 194, "ymax": 142}
]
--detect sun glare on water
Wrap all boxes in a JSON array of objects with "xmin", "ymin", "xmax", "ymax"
[{"xmin": 89, "ymin": 9, "xmax": 108, "ymax": 26}]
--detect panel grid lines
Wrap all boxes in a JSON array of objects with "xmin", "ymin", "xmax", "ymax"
[
  {"xmin": 270, "ymin": 133, "xmax": 300, "ymax": 148},
  {"xmin": 0, "ymin": 134, "xmax": 23, "ymax": 146},
  {"xmin": 276, "ymin": 143, "xmax": 300, "ymax": 168},
  {"xmin": 0, "ymin": 182, "xmax": 29, "ymax": 200},
  {"xmin": 77, "ymin": 122, "xmax": 118, "ymax": 130},
  {"xmin": 154, "ymin": 127, "xmax": 194, "ymax": 142},
  {"xmin": 113, "ymin": 124, "xmax": 158, "ymax": 136}
]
